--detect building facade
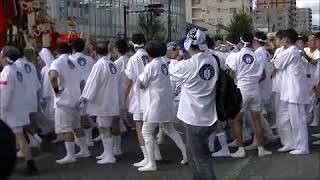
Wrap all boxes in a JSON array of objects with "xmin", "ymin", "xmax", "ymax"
[
  {"xmin": 254, "ymin": 0, "xmax": 296, "ymax": 32},
  {"xmin": 295, "ymin": 8, "xmax": 312, "ymax": 33},
  {"xmin": 45, "ymin": 0, "xmax": 186, "ymax": 41},
  {"xmin": 185, "ymin": 0, "xmax": 253, "ymax": 36}
]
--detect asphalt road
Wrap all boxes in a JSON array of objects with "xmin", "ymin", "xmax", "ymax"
[{"xmin": 9, "ymin": 126, "xmax": 320, "ymax": 180}]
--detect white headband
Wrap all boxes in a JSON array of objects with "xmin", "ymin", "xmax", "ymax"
[
  {"xmin": 184, "ymin": 28, "xmax": 208, "ymax": 51},
  {"xmin": 240, "ymin": 37, "xmax": 251, "ymax": 47},
  {"xmin": 226, "ymin": 40, "xmax": 236, "ymax": 47},
  {"xmin": 132, "ymin": 43, "xmax": 144, "ymax": 48},
  {"xmin": 0, "ymin": 49, "xmax": 14, "ymax": 63},
  {"xmin": 254, "ymin": 37, "xmax": 267, "ymax": 43}
]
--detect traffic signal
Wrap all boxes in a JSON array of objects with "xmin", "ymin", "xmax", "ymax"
[{"xmin": 147, "ymin": 4, "xmax": 164, "ymax": 16}]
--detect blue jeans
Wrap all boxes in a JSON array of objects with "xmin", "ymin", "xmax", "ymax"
[{"xmin": 184, "ymin": 123, "xmax": 217, "ymax": 180}]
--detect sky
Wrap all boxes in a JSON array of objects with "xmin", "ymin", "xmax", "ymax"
[{"xmin": 297, "ymin": 0, "xmax": 320, "ymax": 26}]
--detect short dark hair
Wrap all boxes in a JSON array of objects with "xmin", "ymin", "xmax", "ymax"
[
  {"xmin": 254, "ymin": 31, "xmax": 267, "ymax": 45},
  {"xmin": 225, "ymin": 36, "xmax": 239, "ymax": 45},
  {"xmin": 132, "ymin": 33, "xmax": 146, "ymax": 45},
  {"xmin": 71, "ymin": 39, "xmax": 85, "ymax": 52},
  {"xmin": 314, "ymin": 32, "xmax": 320, "ymax": 40},
  {"xmin": 145, "ymin": 41, "xmax": 162, "ymax": 59},
  {"xmin": 241, "ymin": 32, "xmax": 254, "ymax": 45},
  {"xmin": 95, "ymin": 41, "xmax": 109, "ymax": 56},
  {"xmin": 276, "ymin": 30, "xmax": 285, "ymax": 39},
  {"xmin": 283, "ymin": 28, "xmax": 298, "ymax": 44},
  {"xmin": 189, "ymin": 44, "xmax": 200, "ymax": 51},
  {"xmin": 206, "ymin": 35, "xmax": 215, "ymax": 49},
  {"xmin": 57, "ymin": 42, "xmax": 70, "ymax": 54},
  {"xmin": 298, "ymin": 35, "xmax": 308, "ymax": 43},
  {"xmin": 1, "ymin": 46, "xmax": 19, "ymax": 62},
  {"xmin": 115, "ymin": 39, "xmax": 129, "ymax": 54},
  {"xmin": 159, "ymin": 42, "xmax": 167, "ymax": 57}
]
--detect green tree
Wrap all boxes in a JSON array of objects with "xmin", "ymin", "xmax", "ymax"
[
  {"xmin": 227, "ymin": 13, "xmax": 253, "ymax": 43},
  {"xmin": 138, "ymin": 13, "xmax": 165, "ymax": 41}
]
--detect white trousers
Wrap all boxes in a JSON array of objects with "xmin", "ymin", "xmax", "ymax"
[
  {"xmin": 275, "ymin": 94, "xmax": 294, "ymax": 148},
  {"xmin": 288, "ymin": 103, "xmax": 309, "ymax": 152},
  {"xmin": 142, "ymin": 122, "xmax": 178, "ymax": 143}
]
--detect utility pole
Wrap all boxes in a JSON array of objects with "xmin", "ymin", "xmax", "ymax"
[
  {"xmin": 168, "ymin": 0, "xmax": 172, "ymax": 42},
  {"xmin": 123, "ymin": 5, "xmax": 128, "ymax": 39}
]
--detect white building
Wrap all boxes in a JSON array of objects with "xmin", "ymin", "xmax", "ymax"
[{"xmin": 295, "ymin": 8, "xmax": 312, "ymax": 33}]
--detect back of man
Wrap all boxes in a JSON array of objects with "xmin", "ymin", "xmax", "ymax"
[{"xmin": 69, "ymin": 52, "xmax": 95, "ymax": 86}]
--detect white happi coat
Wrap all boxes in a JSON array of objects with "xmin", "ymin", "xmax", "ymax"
[
  {"xmin": 255, "ymin": 46, "xmax": 272, "ymax": 102},
  {"xmin": 169, "ymin": 52, "xmax": 219, "ymax": 126},
  {"xmin": 115, "ymin": 55, "xmax": 129, "ymax": 110},
  {"xmin": 125, "ymin": 48, "xmax": 150, "ymax": 114},
  {"xmin": 274, "ymin": 45, "xmax": 309, "ymax": 104},
  {"xmin": 81, "ymin": 56, "xmax": 120, "ymax": 116},
  {"xmin": 69, "ymin": 52, "xmax": 96, "ymax": 85},
  {"xmin": 0, "ymin": 64, "xmax": 30, "ymax": 128},
  {"xmin": 49, "ymin": 54, "xmax": 82, "ymax": 109},
  {"xmin": 169, "ymin": 59, "xmax": 182, "ymax": 102},
  {"xmin": 271, "ymin": 47, "xmax": 285, "ymax": 93},
  {"xmin": 15, "ymin": 57, "xmax": 41, "ymax": 113},
  {"xmin": 226, "ymin": 47, "xmax": 264, "ymax": 96},
  {"xmin": 139, "ymin": 57, "xmax": 175, "ymax": 123},
  {"xmin": 303, "ymin": 47, "xmax": 320, "ymax": 94}
]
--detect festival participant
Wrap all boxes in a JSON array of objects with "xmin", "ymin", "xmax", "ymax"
[
  {"xmin": 273, "ymin": 29, "xmax": 309, "ymax": 155},
  {"xmin": 81, "ymin": 41, "xmax": 119, "ymax": 164},
  {"xmin": 169, "ymin": 28, "xmax": 218, "ymax": 180},
  {"xmin": 49, "ymin": 42, "xmax": 90, "ymax": 164},
  {"xmin": 125, "ymin": 34, "xmax": 152, "ymax": 166},
  {"xmin": 0, "ymin": 46, "xmax": 38, "ymax": 174},
  {"xmin": 70, "ymin": 39, "xmax": 96, "ymax": 147},
  {"xmin": 226, "ymin": 32, "xmax": 272, "ymax": 158}
]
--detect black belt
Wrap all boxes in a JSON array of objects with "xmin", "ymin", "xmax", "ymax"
[{"xmin": 307, "ymin": 74, "xmax": 311, "ymax": 78}]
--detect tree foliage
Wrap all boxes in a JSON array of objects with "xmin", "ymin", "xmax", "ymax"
[
  {"xmin": 138, "ymin": 13, "xmax": 165, "ymax": 41},
  {"xmin": 227, "ymin": 13, "xmax": 253, "ymax": 43}
]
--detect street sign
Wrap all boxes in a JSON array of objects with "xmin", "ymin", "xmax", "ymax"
[{"xmin": 128, "ymin": 4, "xmax": 145, "ymax": 12}]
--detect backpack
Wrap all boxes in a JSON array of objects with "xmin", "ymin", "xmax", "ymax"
[{"xmin": 213, "ymin": 54, "xmax": 242, "ymax": 121}]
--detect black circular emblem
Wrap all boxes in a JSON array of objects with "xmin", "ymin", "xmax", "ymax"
[
  {"xmin": 16, "ymin": 71, "xmax": 23, "ymax": 82},
  {"xmin": 161, "ymin": 64, "xmax": 168, "ymax": 76},
  {"xmin": 243, "ymin": 54, "xmax": 254, "ymax": 64},
  {"xmin": 109, "ymin": 63, "xmax": 117, "ymax": 75},
  {"xmin": 67, "ymin": 60, "xmax": 75, "ymax": 69},
  {"xmin": 188, "ymin": 28, "xmax": 198, "ymax": 40},
  {"xmin": 174, "ymin": 85, "xmax": 181, "ymax": 97},
  {"xmin": 199, "ymin": 64, "xmax": 215, "ymax": 80},
  {"xmin": 141, "ymin": 55, "xmax": 150, "ymax": 66},
  {"xmin": 24, "ymin": 64, "xmax": 32, "ymax": 74},
  {"xmin": 77, "ymin": 57, "xmax": 87, "ymax": 66}
]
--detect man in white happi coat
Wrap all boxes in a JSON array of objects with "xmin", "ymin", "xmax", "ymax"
[
  {"xmin": 0, "ymin": 46, "xmax": 38, "ymax": 174},
  {"xmin": 81, "ymin": 42, "xmax": 120, "ymax": 164},
  {"xmin": 124, "ymin": 34, "xmax": 152, "ymax": 167},
  {"xmin": 49, "ymin": 42, "xmax": 90, "ymax": 164},
  {"xmin": 273, "ymin": 29, "xmax": 309, "ymax": 155},
  {"xmin": 70, "ymin": 39, "xmax": 96, "ymax": 147}
]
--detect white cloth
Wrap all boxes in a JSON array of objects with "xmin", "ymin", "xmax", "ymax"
[
  {"xmin": 169, "ymin": 59, "xmax": 182, "ymax": 101},
  {"xmin": 303, "ymin": 47, "xmax": 320, "ymax": 86},
  {"xmin": 49, "ymin": 54, "xmax": 82, "ymax": 109},
  {"xmin": 125, "ymin": 48, "xmax": 150, "ymax": 114},
  {"xmin": 15, "ymin": 57, "xmax": 41, "ymax": 113},
  {"xmin": 96, "ymin": 116, "xmax": 113, "ymax": 128},
  {"xmin": 0, "ymin": 64, "xmax": 30, "ymax": 128},
  {"xmin": 226, "ymin": 47, "xmax": 264, "ymax": 96},
  {"xmin": 114, "ymin": 55, "xmax": 129, "ymax": 111},
  {"xmin": 55, "ymin": 106, "xmax": 81, "ymax": 134},
  {"xmin": 39, "ymin": 48, "xmax": 54, "ymax": 67},
  {"xmin": 274, "ymin": 45, "xmax": 309, "ymax": 104},
  {"xmin": 255, "ymin": 46, "xmax": 272, "ymax": 102},
  {"xmin": 139, "ymin": 57, "xmax": 175, "ymax": 123},
  {"xmin": 81, "ymin": 56, "xmax": 120, "ymax": 116},
  {"xmin": 271, "ymin": 47, "xmax": 284, "ymax": 93},
  {"xmin": 69, "ymin": 52, "xmax": 96, "ymax": 83},
  {"xmin": 169, "ymin": 52, "xmax": 219, "ymax": 126},
  {"xmin": 207, "ymin": 49, "xmax": 227, "ymax": 70}
]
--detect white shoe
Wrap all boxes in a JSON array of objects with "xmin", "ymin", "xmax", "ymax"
[
  {"xmin": 228, "ymin": 140, "xmax": 238, "ymax": 147},
  {"xmin": 96, "ymin": 152, "xmax": 106, "ymax": 160},
  {"xmin": 231, "ymin": 147, "xmax": 246, "ymax": 158},
  {"xmin": 75, "ymin": 150, "xmax": 91, "ymax": 158},
  {"xmin": 138, "ymin": 164, "xmax": 157, "ymax": 172},
  {"xmin": 309, "ymin": 121, "xmax": 319, "ymax": 127},
  {"xmin": 97, "ymin": 156, "xmax": 116, "ymax": 164},
  {"xmin": 244, "ymin": 143, "xmax": 258, "ymax": 151},
  {"xmin": 312, "ymin": 133, "xmax": 320, "ymax": 138},
  {"xmin": 277, "ymin": 146, "xmax": 293, "ymax": 152},
  {"xmin": 211, "ymin": 149, "xmax": 231, "ymax": 157},
  {"xmin": 113, "ymin": 149, "xmax": 123, "ymax": 156},
  {"xmin": 133, "ymin": 158, "xmax": 148, "ymax": 167},
  {"xmin": 17, "ymin": 150, "xmax": 24, "ymax": 158},
  {"xmin": 56, "ymin": 156, "xmax": 77, "ymax": 164},
  {"xmin": 87, "ymin": 140, "xmax": 94, "ymax": 147},
  {"xmin": 93, "ymin": 135, "xmax": 101, "ymax": 142},
  {"xmin": 258, "ymin": 147, "xmax": 272, "ymax": 157},
  {"xmin": 289, "ymin": 150, "xmax": 309, "ymax": 155},
  {"xmin": 312, "ymin": 140, "xmax": 320, "ymax": 145},
  {"xmin": 180, "ymin": 158, "xmax": 188, "ymax": 165}
]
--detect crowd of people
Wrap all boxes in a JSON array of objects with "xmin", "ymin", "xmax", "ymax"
[{"xmin": 1, "ymin": 27, "xmax": 320, "ymax": 180}]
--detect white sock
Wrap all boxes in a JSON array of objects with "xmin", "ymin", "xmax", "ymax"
[
  {"xmin": 114, "ymin": 135, "xmax": 122, "ymax": 151},
  {"xmin": 78, "ymin": 137, "xmax": 89, "ymax": 152},
  {"xmin": 84, "ymin": 128, "xmax": 93, "ymax": 142},
  {"xmin": 33, "ymin": 133, "xmax": 42, "ymax": 143},
  {"xmin": 65, "ymin": 141, "xmax": 75, "ymax": 158},
  {"xmin": 217, "ymin": 132, "xmax": 229, "ymax": 152}
]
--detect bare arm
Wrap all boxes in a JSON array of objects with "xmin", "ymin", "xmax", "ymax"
[
  {"xmin": 259, "ymin": 70, "xmax": 266, "ymax": 83},
  {"xmin": 49, "ymin": 70, "xmax": 62, "ymax": 95},
  {"xmin": 124, "ymin": 79, "xmax": 133, "ymax": 111}
]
